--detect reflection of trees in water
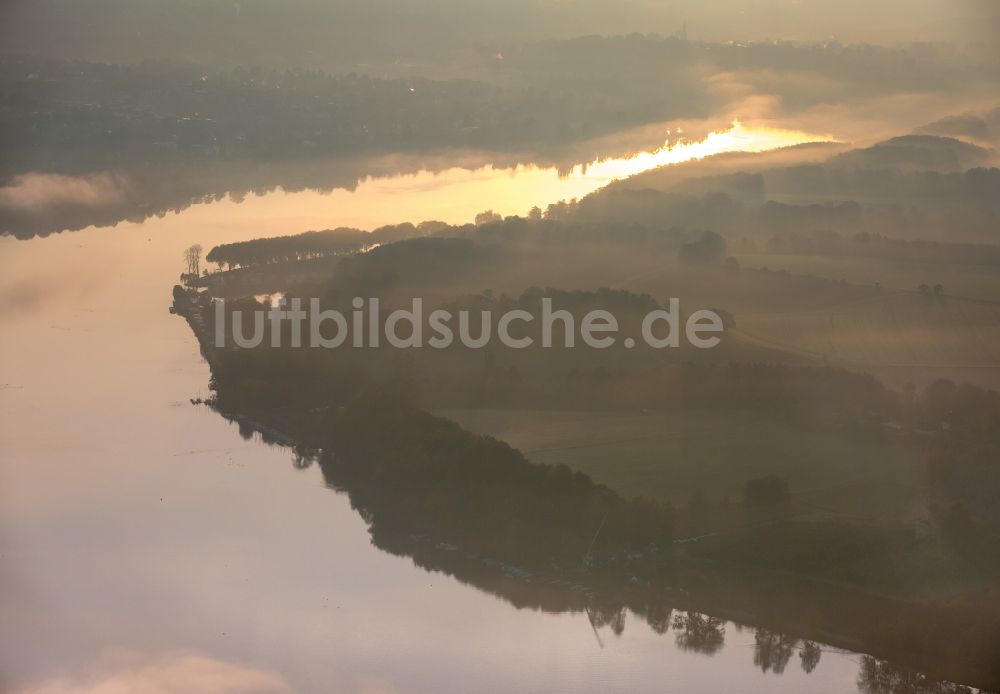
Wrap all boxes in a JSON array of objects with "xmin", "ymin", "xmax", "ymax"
[
  {"xmin": 753, "ymin": 628, "xmax": 798, "ymax": 674},
  {"xmin": 586, "ymin": 602, "xmax": 675, "ymax": 641},
  {"xmin": 645, "ymin": 603, "xmax": 673, "ymax": 635},
  {"xmin": 588, "ymin": 604, "xmax": 628, "ymax": 637},
  {"xmin": 750, "ymin": 634, "xmax": 823, "ymax": 677},
  {"xmin": 225, "ymin": 420, "xmax": 968, "ymax": 691},
  {"xmin": 609, "ymin": 608, "xmax": 626, "ymax": 636},
  {"xmin": 672, "ymin": 611, "xmax": 726, "ymax": 654},
  {"xmin": 856, "ymin": 656, "xmax": 975, "ymax": 694},
  {"xmin": 292, "ymin": 447, "xmax": 316, "ymax": 470},
  {"xmin": 799, "ymin": 640, "xmax": 822, "ymax": 674}
]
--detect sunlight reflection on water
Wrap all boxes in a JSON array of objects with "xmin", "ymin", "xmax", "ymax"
[{"xmin": 175, "ymin": 121, "xmax": 830, "ymax": 230}]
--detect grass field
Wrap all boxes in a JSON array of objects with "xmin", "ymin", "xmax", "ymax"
[
  {"xmin": 735, "ymin": 253, "xmax": 1000, "ymax": 303},
  {"xmin": 735, "ymin": 290, "xmax": 1000, "ymax": 389},
  {"xmin": 609, "ymin": 252, "xmax": 1000, "ymax": 388},
  {"xmin": 436, "ymin": 408, "xmax": 924, "ymax": 521}
]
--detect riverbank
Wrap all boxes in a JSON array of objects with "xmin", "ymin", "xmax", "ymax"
[{"xmin": 172, "ymin": 283, "xmax": 1000, "ymax": 689}]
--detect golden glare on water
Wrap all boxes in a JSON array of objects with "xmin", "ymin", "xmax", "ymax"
[
  {"xmin": 0, "ymin": 121, "xmax": 833, "ymax": 239},
  {"xmin": 0, "ymin": 121, "xmax": 833, "ymax": 327},
  {"xmin": 580, "ymin": 121, "xmax": 832, "ymax": 181},
  {"xmin": 131, "ymin": 120, "xmax": 831, "ymax": 233}
]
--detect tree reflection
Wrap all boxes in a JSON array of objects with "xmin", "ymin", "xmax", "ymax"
[
  {"xmin": 856, "ymin": 656, "xmax": 975, "ymax": 694},
  {"xmin": 292, "ymin": 447, "xmax": 316, "ymax": 470},
  {"xmin": 753, "ymin": 628, "xmax": 798, "ymax": 674},
  {"xmin": 204, "ymin": 388, "xmax": 989, "ymax": 690},
  {"xmin": 672, "ymin": 611, "xmax": 726, "ymax": 654},
  {"xmin": 588, "ymin": 604, "xmax": 628, "ymax": 637},
  {"xmin": 645, "ymin": 603, "xmax": 673, "ymax": 635},
  {"xmin": 799, "ymin": 640, "xmax": 822, "ymax": 674}
]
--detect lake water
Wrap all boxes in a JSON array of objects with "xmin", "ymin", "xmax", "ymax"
[{"xmin": 0, "ymin": 127, "xmax": 940, "ymax": 693}]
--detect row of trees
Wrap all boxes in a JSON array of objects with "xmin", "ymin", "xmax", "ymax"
[
  {"xmin": 203, "ymin": 221, "xmax": 453, "ymax": 271},
  {"xmin": 205, "ymin": 228, "xmax": 370, "ymax": 270},
  {"xmin": 316, "ymin": 396, "xmax": 676, "ymax": 566}
]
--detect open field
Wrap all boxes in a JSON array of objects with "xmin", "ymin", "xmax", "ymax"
[
  {"xmin": 735, "ymin": 253, "xmax": 1000, "ymax": 303},
  {"xmin": 736, "ymin": 290, "xmax": 1000, "ymax": 389},
  {"xmin": 437, "ymin": 408, "xmax": 924, "ymax": 521}
]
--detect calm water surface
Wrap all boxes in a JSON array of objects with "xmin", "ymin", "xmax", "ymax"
[{"xmin": 0, "ymin": 138, "xmax": 905, "ymax": 694}]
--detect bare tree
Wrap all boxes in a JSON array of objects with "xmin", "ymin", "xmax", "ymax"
[{"xmin": 184, "ymin": 244, "xmax": 203, "ymax": 277}]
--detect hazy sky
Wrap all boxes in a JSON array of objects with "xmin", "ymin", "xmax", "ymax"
[{"xmin": 0, "ymin": 0, "xmax": 996, "ymax": 70}]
